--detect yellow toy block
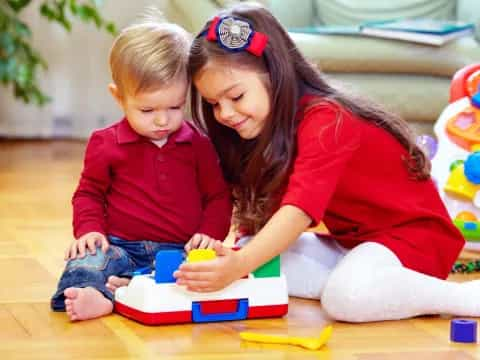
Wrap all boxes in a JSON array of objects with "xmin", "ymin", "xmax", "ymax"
[{"xmin": 186, "ymin": 249, "xmax": 217, "ymax": 263}]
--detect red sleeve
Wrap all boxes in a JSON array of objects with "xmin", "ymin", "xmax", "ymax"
[
  {"xmin": 72, "ymin": 131, "xmax": 112, "ymax": 238},
  {"xmin": 281, "ymin": 102, "xmax": 362, "ymax": 225},
  {"xmin": 195, "ymin": 135, "xmax": 233, "ymax": 240}
]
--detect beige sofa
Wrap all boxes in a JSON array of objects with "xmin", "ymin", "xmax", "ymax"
[{"xmin": 164, "ymin": 0, "xmax": 480, "ymax": 133}]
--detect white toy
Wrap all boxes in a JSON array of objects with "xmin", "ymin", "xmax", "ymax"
[
  {"xmin": 115, "ymin": 249, "xmax": 288, "ymax": 325},
  {"xmin": 431, "ymin": 63, "xmax": 480, "ymax": 246}
]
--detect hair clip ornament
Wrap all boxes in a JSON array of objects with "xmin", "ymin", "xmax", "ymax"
[{"xmin": 206, "ymin": 16, "xmax": 268, "ymax": 56}]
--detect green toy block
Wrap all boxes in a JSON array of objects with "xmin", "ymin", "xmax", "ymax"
[
  {"xmin": 454, "ymin": 219, "xmax": 480, "ymax": 241},
  {"xmin": 252, "ymin": 255, "xmax": 280, "ymax": 278}
]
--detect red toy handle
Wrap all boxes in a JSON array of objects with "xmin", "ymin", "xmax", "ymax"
[{"xmin": 450, "ymin": 63, "xmax": 480, "ymax": 103}]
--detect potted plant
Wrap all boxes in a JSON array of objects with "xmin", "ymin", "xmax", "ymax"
[{"xmin": 0, "ymin": 0, "xmax": 116, "ymax": 105}]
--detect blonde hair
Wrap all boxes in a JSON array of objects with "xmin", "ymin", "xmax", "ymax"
[{"xmin": 109, "ymin": 11, "xmax": 191, "ymax": 96}]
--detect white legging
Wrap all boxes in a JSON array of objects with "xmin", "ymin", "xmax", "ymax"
[{"xmin": 241, "ymin": 233, "xmax": 480, "ymax": 322}]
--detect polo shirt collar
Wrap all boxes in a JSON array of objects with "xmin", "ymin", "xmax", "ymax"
[
  {"xmin": 116, "ymin": 118, "xmax": 141, "ymax": 144},
  {"xmin": 116, "ymin": 118, "xmax": 194, "ymax": 145},
  {"xmin": 170, "ymin": 121, "xmax": 194, "ymax": 144}
]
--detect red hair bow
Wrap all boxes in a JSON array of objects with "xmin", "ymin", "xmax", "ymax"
[{"xmin": 206, "ymin": 16, "xmax": 268, "ymax": 56}]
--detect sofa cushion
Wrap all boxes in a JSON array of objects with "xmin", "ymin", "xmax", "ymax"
[
  {"xmin": 330, "ymin": 72, "xmax": 450, "ymax": 123},
  {"xmin": 265, "ymin": 0, "xmax": 315, "ymax": 28},
  {"xmin": 314, "ymin": 0, "xmax": 455, "ymax": 26},
  {"xmin": 291, "ymin": 32, "xmax": 480, "ymax": 76}
]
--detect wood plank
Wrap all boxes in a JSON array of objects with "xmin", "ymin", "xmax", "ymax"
[{"xmin": 1, "ymin": 140, "xmax": 480, "ymax": 359}]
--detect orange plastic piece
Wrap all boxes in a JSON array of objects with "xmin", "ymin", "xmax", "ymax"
[
  {"xmin": 455, "ymin": 211, "xmax": 477, "ymax": 222},
  {"xmin": 446, "ymin": 108, "xmax": 480, "ymax": 151}
]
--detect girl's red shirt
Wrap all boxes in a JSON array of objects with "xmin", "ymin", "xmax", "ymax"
[{"xmin": 281, "ymin": 95, "xmax": 464, "ymax": 279}]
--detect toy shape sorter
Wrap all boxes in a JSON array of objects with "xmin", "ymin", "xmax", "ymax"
[
  {"xmin": 114, "ymin": 249, "xmax": 289, "ymax": 325},
  {"xmin": 431, "ymin": 63, "xmax": 480, "ymax": 246}
]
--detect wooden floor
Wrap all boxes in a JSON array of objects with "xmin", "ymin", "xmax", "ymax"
[{"xmin": 1, "ymin": 140, "xmax": 480, "ymax": 359}]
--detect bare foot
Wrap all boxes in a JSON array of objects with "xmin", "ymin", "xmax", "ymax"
[
  {"xmin": 64, "ymin": 287, "xmax": 113, "ymax": 321},
  {"xmin": 106, "ymin": 275, "xmax": 131, "ymax": 293}
]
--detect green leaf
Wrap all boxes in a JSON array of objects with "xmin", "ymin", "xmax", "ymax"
[
  {"xmin": 77, "ymin": 4, "xmax": 101, "ymax": 27},
  {"xmin": 68, "ymin": 0, "xmax": 78, "ymax": 14},
  {"xmin": 39, "ymin": 1, "xmax": 71, "ymax": 31},
  {"xmin": 105, "ymin": 21, "xmax": 116, "ymax": 35},
  {"xmin": 39, "ymin": 3, "xmax": 55, "ymax": 21},
  {"xmin": 5, "ymin": 58, "xmax": 17, "ymax": 79},
  {"xmin": 0, "ymin": 61, "xmax": 8, "ymax": 82},
  {"xmin": 6, "ymin": 0, "xmax": 32, "ymax": 12},
  {"xmin": 16, "ymin": 63, "xmax": 32, "ymax": 87},
  {"xmin": 55, "ymin": 0, "xmax": 72, "ymax": 31},
  {"xmin": 13, "ymin": 20, "xmax": 31, "ymax": 37},
  {"xmin": 0, "ymin": 32, "xmax": 16, "ymax": 57},
  {"xmin": 2, "ymin": 0, "xmax": 116, "ymax": 106},
  {"xmin": 31, "ymin": 85, "xmax": 51, "ymax": 105}
]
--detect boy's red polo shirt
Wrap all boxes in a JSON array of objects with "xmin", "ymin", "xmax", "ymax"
[{"xmin": 73, "ymin": 119, "xmax": 232, "ymax": 243}]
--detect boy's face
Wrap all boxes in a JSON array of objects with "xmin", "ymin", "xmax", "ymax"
[{"xmin": 110, "ymin": 78, "xmax": 188, "ymax": 141}]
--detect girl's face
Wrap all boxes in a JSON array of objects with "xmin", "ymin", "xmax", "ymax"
[{"xmin": 193, "ymin": 61, "xmax": 271, "ymax": 139}]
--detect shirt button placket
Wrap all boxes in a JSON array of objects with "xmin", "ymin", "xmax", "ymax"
[{"xmin": 157, "ymin": 153, "xmax": 167, "ymax": 183}]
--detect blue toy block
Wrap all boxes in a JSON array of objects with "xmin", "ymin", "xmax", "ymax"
[
  {"xmin": 450, "ymin": 318, "xmax": 477, "ymax": 343},
  {"xmin": 154, "ymin": 249, "xmax": 184, "ymax": 283},
  {"xmin": 192, "ymin": 299, "xmax": 249, "ymax": 323}
]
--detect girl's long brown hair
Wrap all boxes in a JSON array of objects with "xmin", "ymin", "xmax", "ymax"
[{"xmin": 188, "ymin": 3, "xmax": 430, "ymax": 234}]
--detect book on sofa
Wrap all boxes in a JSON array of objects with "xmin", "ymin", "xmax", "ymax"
[{"xmin": 360, "ymin": 19, "xmax": 475, "ymax": 46}]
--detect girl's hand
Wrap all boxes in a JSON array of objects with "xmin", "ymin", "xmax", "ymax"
[
  {"xmin": 174, "ymin": 240, "xmax": 247, "ymax": 292},
  {"xmin": 184, "ymin": 233, "xmax": 217, "ymax": 252},
  {"xmin": 64, "ymin": 231, "xmax": 109, "ymax": 260}
]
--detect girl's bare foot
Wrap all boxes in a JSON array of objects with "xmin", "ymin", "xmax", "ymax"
[
  {"xmin": 64, "ymin": 287, "xmax": 113, "ymax": 321},
  {"xmin": 106, "ymin": 275, "xmax": 131, "ymax": 293}
]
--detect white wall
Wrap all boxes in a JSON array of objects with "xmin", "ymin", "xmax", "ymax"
[{"xmin": 0, "ymin": 0, "xmax": 167, "ymax": 138}]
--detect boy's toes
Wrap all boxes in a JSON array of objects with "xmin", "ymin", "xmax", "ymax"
[
  {"xmin": 64, "ymin": 287, "xmax": 79, "ymax": 299},
  {"xmin": 66, "ymin": 307, "xmax": 76, "ymax": 320},
  {"xmin": 107, "ymin": 275, "xmax": 131, "ymax": 288}
]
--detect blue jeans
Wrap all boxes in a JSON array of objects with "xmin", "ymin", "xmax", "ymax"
[{"xmin": 51, "ymin": 236, "xmax": 185, "ymax": 311}]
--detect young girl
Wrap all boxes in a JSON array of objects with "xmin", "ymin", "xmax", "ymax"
[{"xmin": 174, "ymin": 3, "xmax": 480, "ymax": 322}]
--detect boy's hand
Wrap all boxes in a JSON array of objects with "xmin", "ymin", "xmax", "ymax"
[
  {"xmin": 184, "ymin": 233, "xmax": 217, "ymax": 252},
  {"xmin": 64, "ymin": 232, "xmax": 109, "ymax": 260}
]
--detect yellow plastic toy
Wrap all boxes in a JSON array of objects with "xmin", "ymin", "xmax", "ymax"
[
  {"xmin": 186, "ymin": 249, "xmax": 217, "ymax": 263},
  {"xmin": 239, "ymin": 325, "xmax": 333, "ymax": 350},
  {"xmin": 444, "ymin": 163, "xmax": 480, "ymax": 200}
]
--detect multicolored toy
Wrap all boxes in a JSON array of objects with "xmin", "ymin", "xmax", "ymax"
[
  {"xmin": 431, "ymin": 63, "xmax": 480, "ymax": 247},
  {"xmin": 114, "ymin": 249, "xmax": 288, "ymax": 325}
]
